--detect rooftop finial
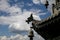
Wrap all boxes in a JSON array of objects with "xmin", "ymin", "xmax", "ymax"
[
  {"xmin": 28, "ymin": 27, "xmax": 34, "ymax": 40},
  {"xmin": 26, "ymin": 14, "xmax": 34, "ymax": 24},
  {"xmin": 45, "ymin": 0, "xmax": 49, "ymax": 9}
]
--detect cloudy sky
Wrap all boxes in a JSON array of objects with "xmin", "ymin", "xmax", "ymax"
[{"xmin": 0, "ymin": 0, "xmax": 55, "ymax": 40}]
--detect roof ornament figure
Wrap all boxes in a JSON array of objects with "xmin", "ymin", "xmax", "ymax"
[
  {"xmin": 45, "ymin": 0, "xmax": 49, "ymax": 9},
  {"xmin": 26, "ymin": 14, "xmax": 34, "ymax": 24},
  {"xmin": 28, "ymin": 27, "xmax": 34, "ymax": 40}
]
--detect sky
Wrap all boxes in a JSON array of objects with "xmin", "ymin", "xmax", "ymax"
[{"xmin": 0, "ymin": 0, "xmax": 55, "ymax": 40}]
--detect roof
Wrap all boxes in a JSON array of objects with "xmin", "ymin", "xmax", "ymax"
[{"xmin": 32, "ymin": 11, "xmax": 60, "ymax": 39}]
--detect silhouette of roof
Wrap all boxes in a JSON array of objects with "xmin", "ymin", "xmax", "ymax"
[{"xmin": 32, "ymin": 11, "xmax": 60, "ymax": 39}]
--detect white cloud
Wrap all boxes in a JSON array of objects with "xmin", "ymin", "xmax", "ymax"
[
  {"xmin": 40, "ymin": 0, "xmax": 46, "ymax": 4},
  {"xmin": 0, "ymin": 36, "xmax": 7, "ymax": 40},
  {"xmin": 8, "ymin": 5, "xmax": 22, "ymax": 16},
  {"xmin": 10, "ymin": 34, "xmax": 26, "ymax": 40},
  {"xmin": 0, "ymin": 0, "xmax": 22, "ymax": 16},
  {"xmin": 32, "ymin": 0, "xmax": 41, "ymax": 4},
  {"xmin": 32, "ymin": 0, "xmax": 47, "ymax": 4},
  {"xmin": 0, "ymin": 34, "xmax": 27, "ymax": 40},
  {"xmin": 9, "ymin": 22, "xmax": 30, "ymax": 32},
  {"xmin": 32, "ymin": 0, "xmax": 55, "ymax": 5},
  {"xmin": 0, "ymin": 0, "xmax": 10, "ymax": 12},
  {"xmin": 0, "ymin": 33, "xmax": 44, "ymax": 40}
]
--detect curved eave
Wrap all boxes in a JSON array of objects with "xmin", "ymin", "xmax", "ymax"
[{"xmin": 32, "ymin": 13, "xmax": 60, "ymax": 39}]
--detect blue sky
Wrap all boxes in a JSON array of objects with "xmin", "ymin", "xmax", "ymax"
[
  {"xmin": 0, "ymin": 0, "xmax": 53, "ymax": 40},
  {"xmin": 0, "ymin": 24, "xmax": 17, "ymax": 36}
]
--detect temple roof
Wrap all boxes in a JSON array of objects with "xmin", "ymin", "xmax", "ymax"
[{"xmin": 32, "ymin": 10, "xmax": 60, "ymax": 39}]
